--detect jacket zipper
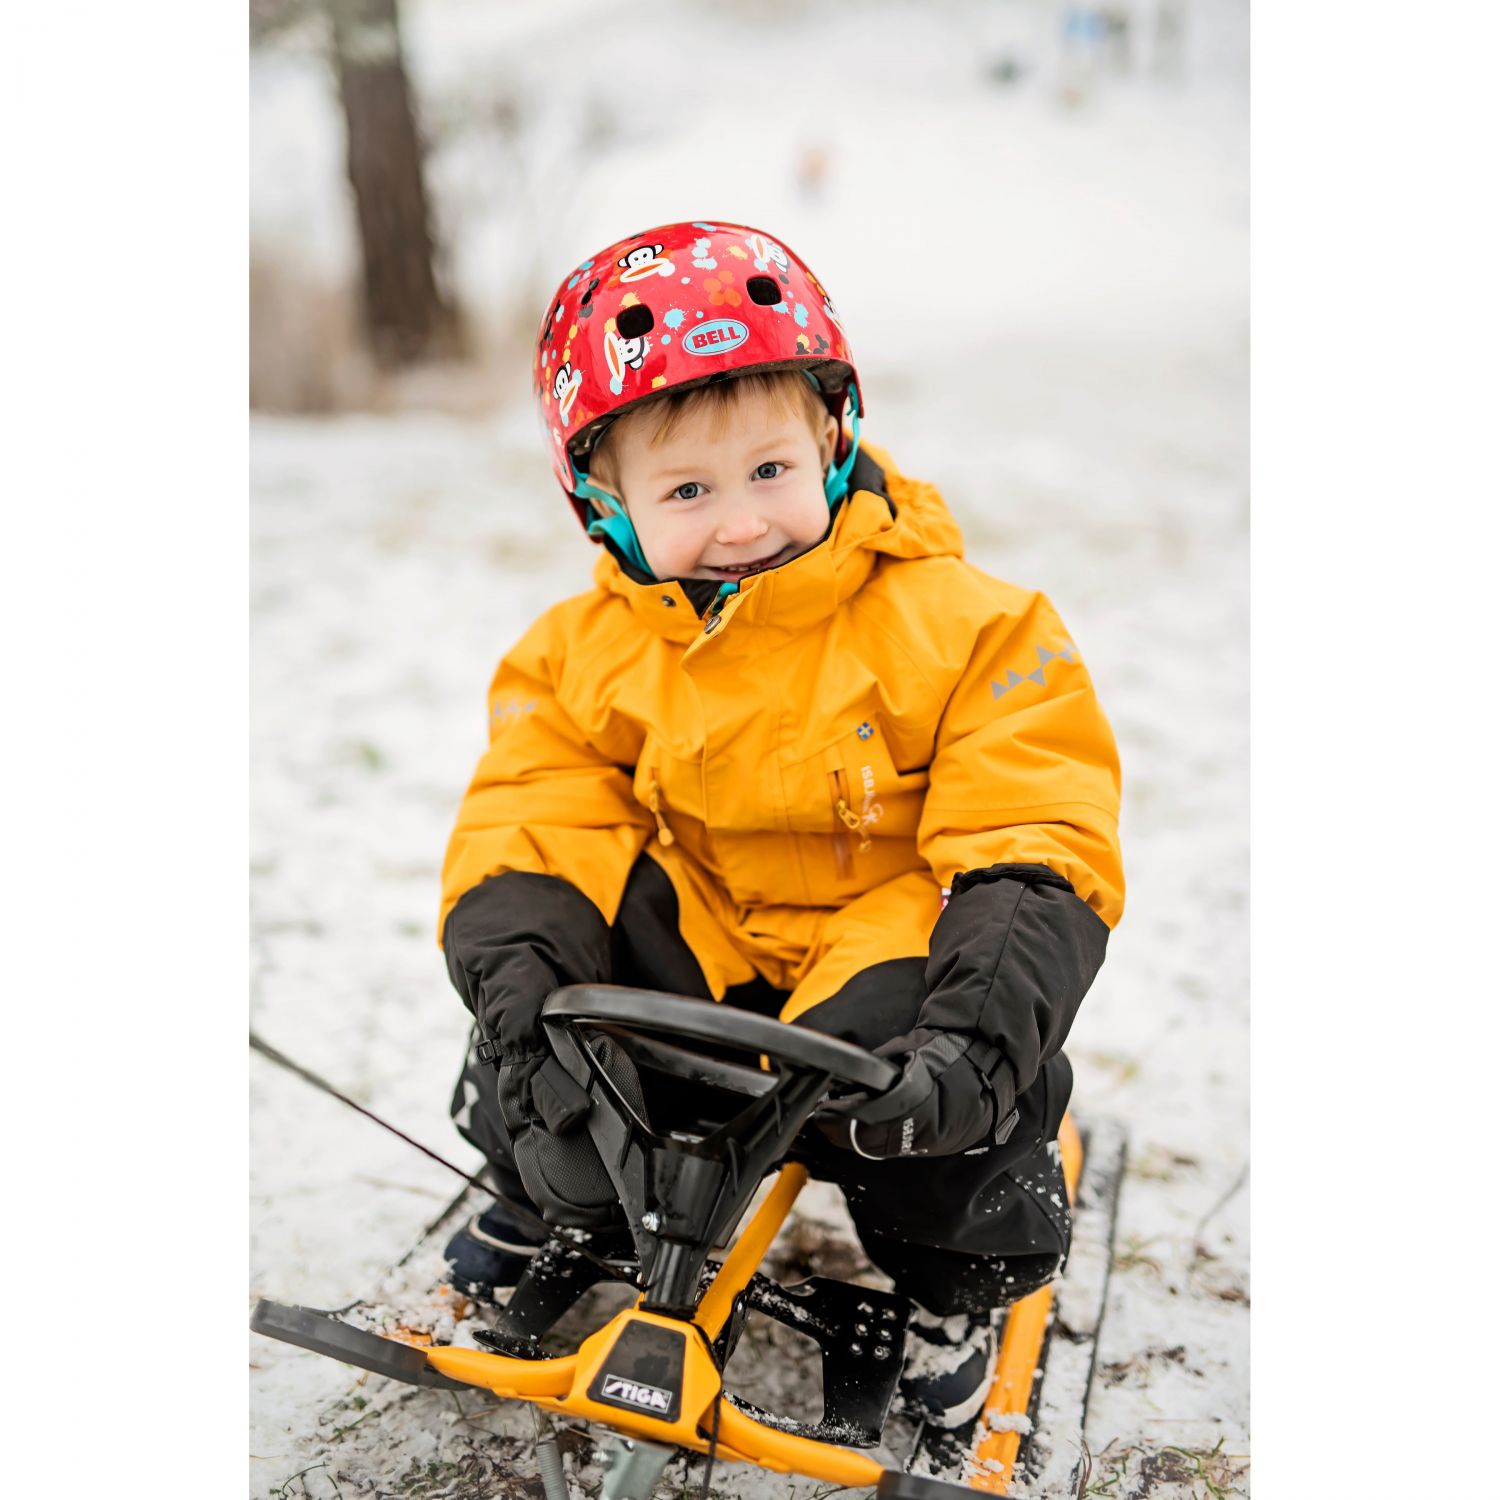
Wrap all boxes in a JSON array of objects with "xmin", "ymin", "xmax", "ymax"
[
  {"xmin": 701, "ymin": 581, "xmax": 737, "ymax": 636},
  {"xmin": 648, "ymin": 774, "xmax": 676, "ymax": 847},
  {"xmin": 828, "ymin": 768, "xmax": 870, "ymax": 877}
]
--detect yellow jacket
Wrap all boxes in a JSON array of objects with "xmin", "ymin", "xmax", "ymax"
[{"xmin": 440, "ymin": 444, "xmax": 1124, "ymax": 984}]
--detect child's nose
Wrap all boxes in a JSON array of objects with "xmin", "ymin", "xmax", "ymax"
[{"xmin": 716, "ymin": 507, "xmax": 770, "ymax": 546}]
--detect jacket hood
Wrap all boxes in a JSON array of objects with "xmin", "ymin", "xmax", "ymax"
[{"xmin": 592, "ymin": 441, "xmax": 967, "ymax": 640}]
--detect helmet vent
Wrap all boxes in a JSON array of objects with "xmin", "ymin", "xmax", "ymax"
[
  {"xmin": 616, "ymin": 304, "xmax": 654, "ymax": 338},
  {"xmin": 746, "ymin": 276, "xmax": 783, "ymax": 306}
]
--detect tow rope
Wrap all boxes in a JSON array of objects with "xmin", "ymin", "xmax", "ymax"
[{"xmin": 248, "ymin": 1030, "xmax": 634, "ymax": 1283}]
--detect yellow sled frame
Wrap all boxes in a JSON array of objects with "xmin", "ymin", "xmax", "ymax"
[{"xmin": 396, "ymin": 1113, "xmax": 1083, "ymax": 1494}]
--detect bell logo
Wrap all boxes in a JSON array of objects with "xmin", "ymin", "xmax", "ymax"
[{"xmin": 683, "ymin": 319, "xmax": 749, "ymax": 356}]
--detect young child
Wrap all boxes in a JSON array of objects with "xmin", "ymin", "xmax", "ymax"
[{"xmin": 439, "ymin": 220, "xmax": 1124, "ymax": 1429}]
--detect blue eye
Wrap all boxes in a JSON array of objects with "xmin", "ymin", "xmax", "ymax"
[
  {"xmin": 753, "ymin": 462, "xmax": 785, "ymax": 480},
  {"xmin": 671, "ymin": 482, "xmax": 703, "ymax": 501}
]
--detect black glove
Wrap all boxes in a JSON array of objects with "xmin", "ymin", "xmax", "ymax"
[
  {"xmin": 444, "ymin": 871, "xmax": 614, "ymax": 1058},
  {"xmin": 494, "ymin": 1047, "xmax": 616, "ymax": 1229},
  {"xmin": 496, "ymin": 1050, "xmax": 593, "ymax": 1137},
  {"xmin": 494, "ymin": 1037, "xmax": 644, "ymax": 1230},
  {"xmin": 816, "ymin": 1029, "xmax": 1019, "ymax": 1159},
  {"xmin": 443, "ymin": 874, "xmax": 621, "ymax": 1225}
]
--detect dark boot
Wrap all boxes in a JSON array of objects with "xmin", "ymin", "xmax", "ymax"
[
  {"xmin": 896, "ymin": 1304, "xmax": 1001, "ymax": 1429},
  {"xmin": 443, "ymin": 1199, "xmax": 637, "ymax": 1303},
  {"xmin": 442, "ymin": 1201, "xmax": 547, "ymax": 1301}
]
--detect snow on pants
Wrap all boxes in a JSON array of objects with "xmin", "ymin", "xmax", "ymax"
[{"xmin": 451, "ymin": 850, "xmax": 1073, "ymax": 1315}]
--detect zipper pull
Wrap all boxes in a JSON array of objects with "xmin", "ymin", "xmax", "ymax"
[
  {"xmin": 648, "ymin": 775, "xmax": 676, "ymax": 846},
  {"xmin": 702, "ymin": 580, "xmax": 738, "ymax": 634},
  {"xmin": 835, "ymin": 798, "xmax": 872, "ymax": 853}
]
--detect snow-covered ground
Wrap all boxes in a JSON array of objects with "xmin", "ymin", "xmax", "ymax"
[{"xmin": 251, "ymin": 2, "xmax": 1247, "ymax": 1495}]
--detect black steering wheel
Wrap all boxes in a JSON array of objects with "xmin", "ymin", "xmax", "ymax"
[
  {"xmin": 541, "ymin": 984, "xmax": 898, "ymax": 1097},
  {"xmin": 537, "ymin": 986, "xmax": 899, "ymax": 1315}
]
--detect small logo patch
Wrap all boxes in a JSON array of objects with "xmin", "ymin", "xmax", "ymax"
[
  {"xmin": 855, "ymin": 721, "xmax": 874, "ymax": 740},
  {"xmin": 600, "ymin": 1375, "xmax": 673, "ymax": 1413},
  {"xmin": 682, "ymin": 318, "xmax": 749, "ymax": 356}
]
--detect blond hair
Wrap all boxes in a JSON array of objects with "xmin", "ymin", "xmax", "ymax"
[{"xmin": 587, "ymin": 370, "xmax": 830, "ymax": 497}]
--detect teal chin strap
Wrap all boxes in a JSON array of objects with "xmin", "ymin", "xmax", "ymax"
[
  {"xmin": 807, "ymin": 374, "xmax": 862, "ymax": 508},
  {"xmin": 576, "ymin": 459, "xmax": 655, "ymax": 578}
]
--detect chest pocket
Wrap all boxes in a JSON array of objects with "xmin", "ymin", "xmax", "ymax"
[
  {"xmin": 781, "ymin": 715, "xmax": 934, "ymax": 878},
  {"xmin": 826, "ymin": 718, "xmax": 932, "ymax": 842}
]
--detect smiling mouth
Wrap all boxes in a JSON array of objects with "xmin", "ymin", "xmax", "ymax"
[{"xmin": 705, "ymin": 546, "xmax": 791, "ymax": 578}]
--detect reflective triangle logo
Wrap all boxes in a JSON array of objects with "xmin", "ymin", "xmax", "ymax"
[{"xmin": 991, "ymin": 643, "xmax": 1079, "ymax": 701}]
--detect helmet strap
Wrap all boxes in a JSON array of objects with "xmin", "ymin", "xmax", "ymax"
[
  {"xmin": 575, "ymin": 459, "xmax": 656, "ymax": 578},
  {"xmin": 806, "ymin": 374, "xmax": 862, "ymax": 508},
  {"xmin": 824, "ymin": 384, "xmax": 863, "ymax": 507}
]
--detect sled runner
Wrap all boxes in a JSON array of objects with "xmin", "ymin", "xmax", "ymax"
[{"xmin": 252, "ymin": 986, "xmax": 1125, "ymax": 1497}]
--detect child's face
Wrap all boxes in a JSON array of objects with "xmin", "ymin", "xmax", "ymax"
[{"xmin": 598, "ymin": 384, "xmax": 838, "ymax": 582}]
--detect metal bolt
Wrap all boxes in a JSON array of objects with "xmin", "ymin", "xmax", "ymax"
[{"xmin": 641, "ymin": 1211, "xmax": 662, "ymax": 1232}]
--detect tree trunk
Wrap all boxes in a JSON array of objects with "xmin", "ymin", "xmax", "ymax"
[{"xmin": 325, "ymin": 0, "xmax": 451, "ymax": 367}]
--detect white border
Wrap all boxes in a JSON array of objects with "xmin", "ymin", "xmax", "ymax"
[
  {"xmin": 2, "ymin": 1, "xmax": 245, "ymax": 1482},
  {"xmin": 1254, "ymin": 1, "xmax": 1499, "ymax": 1489}
]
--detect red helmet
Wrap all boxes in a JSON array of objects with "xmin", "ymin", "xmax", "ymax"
[{"xmin": 532, "ymin": 220, "xmax": 862, "ymax": 532}]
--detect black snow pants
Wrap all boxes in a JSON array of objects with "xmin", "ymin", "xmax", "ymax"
[{"xmin": 451, "ymin": 854, "xmax": 1073, "ymax": 1316}]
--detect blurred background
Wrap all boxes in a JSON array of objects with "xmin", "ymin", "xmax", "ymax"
[
  {"xmin": 250, "ymin": 2, "xmax": 1248, "ymax": 1495},
  {"xmin": 251, "ymin": 0, "xmax": 1244, "ymax": 415}
]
